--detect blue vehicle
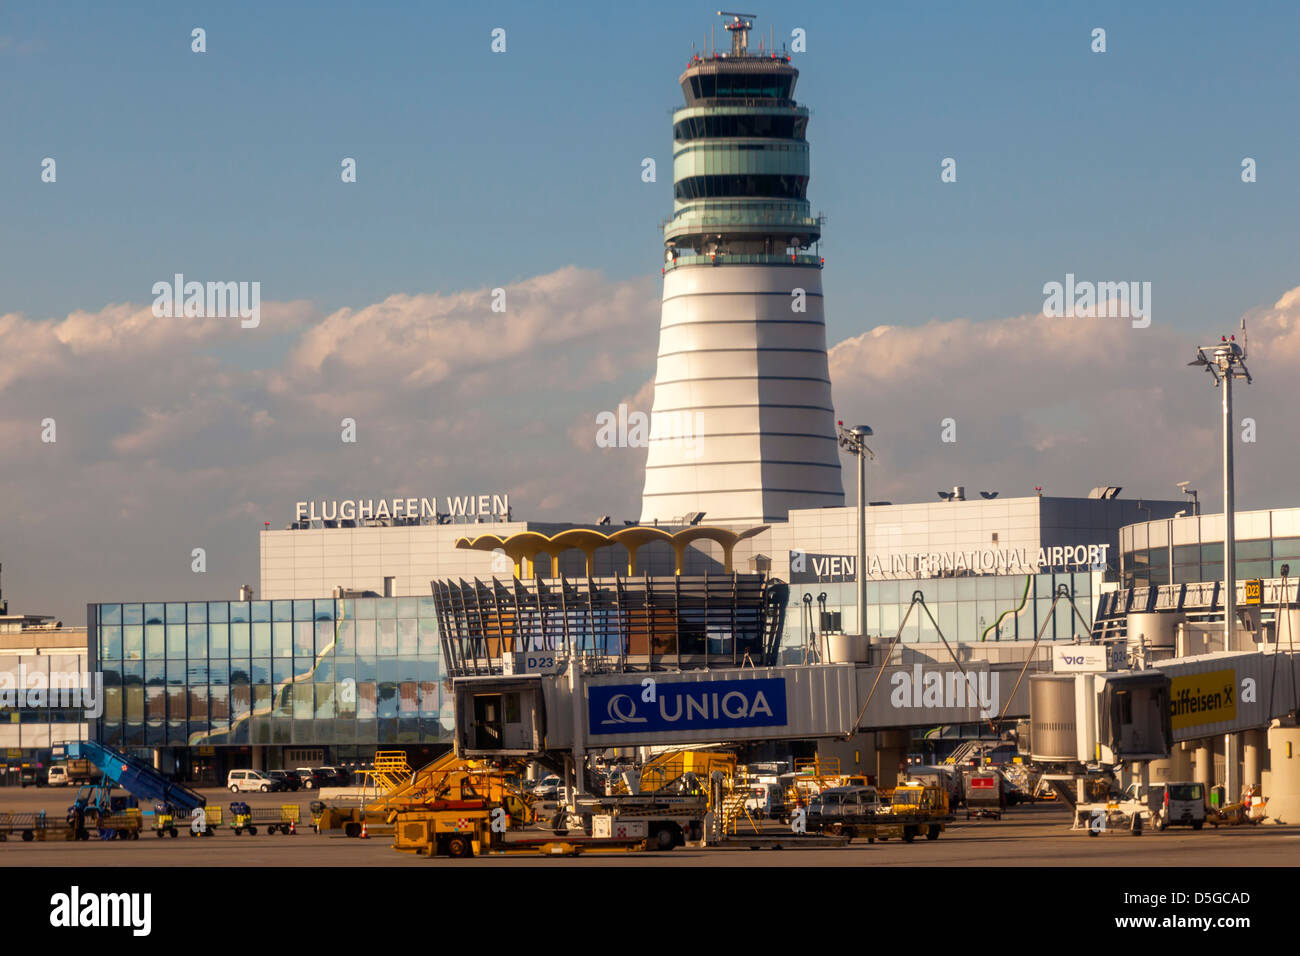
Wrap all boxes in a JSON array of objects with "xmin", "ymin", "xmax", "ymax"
[{"xmin": 59, "ymin": 741, "xmax": 205, "ymax": 835}]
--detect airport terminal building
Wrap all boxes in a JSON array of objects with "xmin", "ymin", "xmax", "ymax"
[{"xmin": 82, "ymin": 488, "xmax": 1188, "ymax": 777}]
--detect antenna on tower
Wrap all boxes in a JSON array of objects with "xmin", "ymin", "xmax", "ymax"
[{"xmin": 717, "ymin": 10, "xmax": 757, "ymax": 56}]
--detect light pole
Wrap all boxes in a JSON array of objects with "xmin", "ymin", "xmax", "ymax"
[
  {"xmin": 1189, "ymin": 326, "xmax": 1252, "ymax": 804},
  {"xmin": 837, "ymin": 422, "xmax": 875, "ymax": 639},
  {"xmin": 1177, "ymin": 480, "xmax": 1200, "ymax": 516},
  {"xmin": 1188, "ymin": 329, "xmax": 1252, "ymax": 641}
]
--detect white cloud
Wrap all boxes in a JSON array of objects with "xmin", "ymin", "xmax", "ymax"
[{"xmin": 4, "ymin": 269, "xmax": 1300, "ymax": 623}]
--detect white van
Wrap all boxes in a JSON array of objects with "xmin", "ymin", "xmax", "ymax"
[
  {"xmin": 1149, "ymin": 782, "xmax": 1206, "ymax": 830},
  {"xmin": 47, "ymin": 766, "xmax": 70, "ymax": 787},
  {"xmin": 227, "ymin": 769, "xmax": 276, "ymax": 793}
]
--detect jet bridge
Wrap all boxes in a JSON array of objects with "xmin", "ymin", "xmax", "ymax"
[
  {"xmin": 1028, "ymin": 649, "xmax": 1300, "ymax": 765},
  {"xmin": 441, "ymin": 580, "xmax": 1060, "ymax": 760}
]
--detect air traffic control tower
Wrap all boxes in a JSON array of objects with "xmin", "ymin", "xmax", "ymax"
[{"xmin": 640, "ymin": 13, "xmax": 844, "ymax": 527}]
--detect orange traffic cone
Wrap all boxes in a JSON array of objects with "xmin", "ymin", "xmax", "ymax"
[
  {"xmin": 289, "ymin": 819, "xmax": 296, "ymax": 835},
  {"xmin": 360, "ymin": 819, "xmax": 369, "ymax": 839}
]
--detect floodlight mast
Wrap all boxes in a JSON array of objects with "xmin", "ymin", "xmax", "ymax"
[
  {"xmin": 1188, "ymin": 323, "xmax": 1251, "ymax": 668},
  {"xmin": 838, "ymin": 421, "xmax": 875, "ymax": 642}
]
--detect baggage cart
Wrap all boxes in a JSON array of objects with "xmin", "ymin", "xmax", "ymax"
[
  {"xmin": 186, "ymin": 804, "xmax": 221, "ymax": 836},
  {"xmin": 153, "ymin": 804, "xmax": 180, "ymax": 838},
  {"xmin": 95, "ymin": 808, "xmax": 142, "ymax": 840},
  {"xmin": 248, "ymin": 804, "xmax": 300, "ymax": 834},
  {"xmin": 228, "ymin": 801, "xmax": 256, "ymax": 835}
]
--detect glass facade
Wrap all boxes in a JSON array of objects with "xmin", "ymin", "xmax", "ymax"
[
  {"xmin": 91, "ymin": 597, "xmax": 451, "ymax": 750},
  {"xmin": 0, "ymin": 651, "xmax": 93, "ymax": 766},
  {"xmin": 782, "ymin": 571, "xmax": 1096, "ymax": 650},
  {"xmin": 1122, "ymin": 538, "xmax": 1300, "ymax": 588}
]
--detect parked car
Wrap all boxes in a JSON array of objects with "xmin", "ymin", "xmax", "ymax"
[
  {"xmin": 19, "ymin": 766, "xmax": 40, "ymax": 788},
  {"xmin": 267, "ymin": 770, "xmax": 300, "ymax": 792},
  {"xmin": 531, "ymin": 775, "xmax": 562, "ymax": 800},
  {"xmin": 317, "ymin": 766, "xmax": 350, "ymax": 786},
  {"xmin": 226, "ymin": 769, "xmax": 280, "ymax": 793},
  {"xmin": 294, "ymin": 767, "xmax": 332, "ymax": 790}
]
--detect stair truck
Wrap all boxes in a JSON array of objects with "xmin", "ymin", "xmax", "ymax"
[{"xmin": 63, "ymin": 741, "xmax": 206, "ymax": 837}]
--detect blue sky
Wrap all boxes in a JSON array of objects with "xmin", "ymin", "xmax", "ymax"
[{"xmin": 3, "ymin": 1, "xmax": 1298, "ymax": 341}]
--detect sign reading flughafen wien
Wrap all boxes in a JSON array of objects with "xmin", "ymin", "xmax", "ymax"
[{"xmin": 295, "ymin": 493, "xmax": 510, "ymax": 523}]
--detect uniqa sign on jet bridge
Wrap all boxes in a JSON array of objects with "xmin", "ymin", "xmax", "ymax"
[
  {"xmin": 577, "ymin": 661, "xmax": 1029, "ymax": 747},
  {"xmin": 581, "ymin": 665, "xmax": 857, "ymax": 747}
]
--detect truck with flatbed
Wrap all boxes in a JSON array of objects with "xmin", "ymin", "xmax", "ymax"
[
  {"xmin": 556, "ymin": 792, "xmax": 706, "ymax": 851},
  {"xmin": 47, "ymin": 759, "xmax": 101, "ymax": 787},
  {"xmin": 808, "ymin": 780, "xmax": 954, "ymax": 843}
]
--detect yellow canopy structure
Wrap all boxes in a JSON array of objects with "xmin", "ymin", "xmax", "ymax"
[{"xmin": 455, "ymin": 524, "xmax": 768, "ymax": 577}]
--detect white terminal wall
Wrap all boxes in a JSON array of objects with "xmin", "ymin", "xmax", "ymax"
[{"xmin": 259, "ymin": 497, "xmax": 1182, "ymax": 601}]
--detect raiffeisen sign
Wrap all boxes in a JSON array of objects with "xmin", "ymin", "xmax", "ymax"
[
  {"xmin": 788, "ymin": 544, "xmax": 1111, "ymax": 583},
  {"xmin": 295, "ymin": 493, "xmax": 510, "ymax": 523}
]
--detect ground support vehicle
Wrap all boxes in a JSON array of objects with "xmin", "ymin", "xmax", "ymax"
[
  {"xmin": 719, "ymin": 825, "xmax": 849, "ymax": 849},
  {"xmin": 390, "ymin": 767, "xmax": 648, "ymax": 858},
  {"xmin": 248, "ymin": 805, "xmax": 299, "ymax": 834},
  {"xmin": 875, "ymin": 782, "xmax": 956, "ymax": 843},
  {"xmin": 1147, "ymin": 783, "xmax": 1207, "ymax": 831},
  {"xmin": 95, "ymin": 809, "xmax": 142, "ymax": 840},
  {"xmin": 316, "ymin": 752, "xmax": 536, "ymax": 838},
  {"xmin": 47, "ymin": 759, "xmax": 101, "ymax": 787},
  {"xmin": 228, "ymin": 802, "xmax": 257, "ymax": 835},
  {"xmin": 62, "ymin": 741, "xmax": 205, "ymax": 820},
  {"xmin": 853, "ymin": 816, "xmax": 943, "ymax": 843},
  {"xmin": 0, "ymin": 810, "xmax": 81, "ymax": 842},
  {"xmin": 808, "ymin": 785, "xmax": 884, "ymax": 836},
  {"xmin": 963, "ymin": 771, "xmax": 1006, "ymax": 820},
  {"xmin": 393, "ymin": 803, "xmax": 650, "ymax": 858},
  {"xmin": 1208, "ymin": 785, "xmax": 1267, "ymax": 826},
  {"xmin": 152, "ymin": 805, "xmax": 180, "ymax": 838},
  {"xmin": 186, "ymin": 805, "xmax": 221, "ymax": 837},
  {"xmin": 563, "ymin": 793, "xmax": 706, "ymax": 851},
  {"xmin": 391, "ymin": 801, "xmax": 496, "ymax": 858}
]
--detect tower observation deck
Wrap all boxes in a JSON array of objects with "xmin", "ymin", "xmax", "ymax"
[{"xmin": 640, "ymin": 12, "xmax": 844, "ymax": 526}]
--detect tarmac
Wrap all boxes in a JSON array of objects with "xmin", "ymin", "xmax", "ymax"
[{"xmin": 1, "ymin": 788, "xmax": 1297, "ymax": 866}]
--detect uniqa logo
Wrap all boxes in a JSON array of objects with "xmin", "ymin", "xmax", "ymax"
[{"xmin": 600, "ymin": 688, "xmax": 776, "ymax": 725}]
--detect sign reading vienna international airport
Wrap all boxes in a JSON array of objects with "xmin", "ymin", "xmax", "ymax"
[
  {"xmin": 587, "ymin": 678, "xmax": 787, "ymax": 736},
  {"xmin": 789, "ymin": 544, "xmax": 1111, "ymax": 583},
  {"xmin": 295, "ymin": 492, "xmax": 510, "ymax": 523}
]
